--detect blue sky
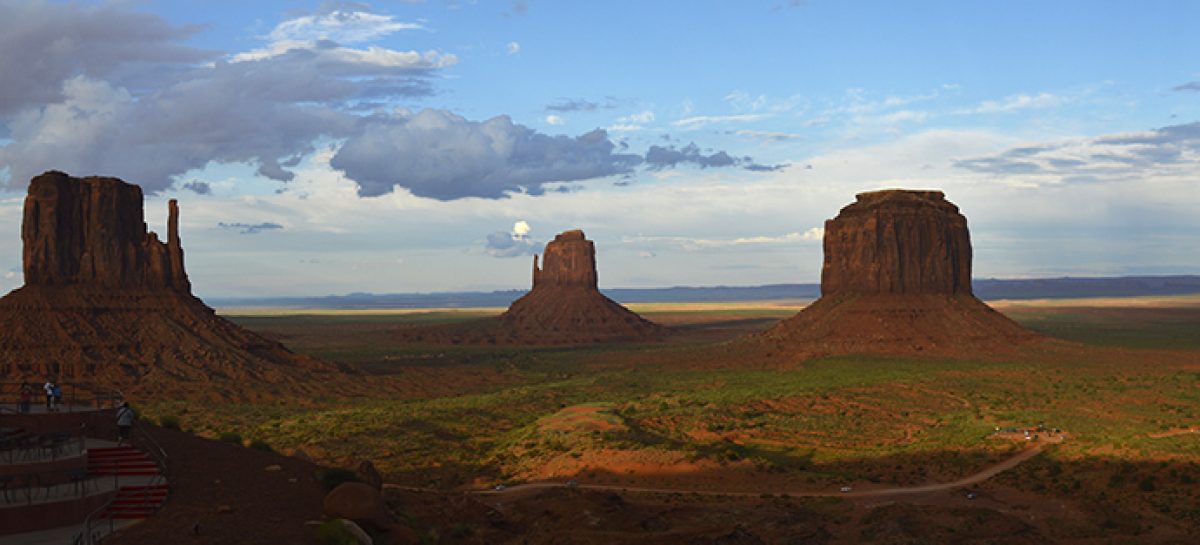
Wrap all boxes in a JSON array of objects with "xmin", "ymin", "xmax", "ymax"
[{"xmin": 0, "ymin": 0, "xmax": 1198, "ymax": 296}]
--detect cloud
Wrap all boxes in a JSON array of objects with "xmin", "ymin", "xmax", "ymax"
[
  {"xmin": 0, "ymin": 0, "xmax": 215, "ymax": 117},
  {"xmin": 1173, "ymin": 81, "xmax": 1200, "ymax": 93},
  {"xmin": 645, "ymin": 143, "xmax": 736, "ymax": 169},
  {"xmin": 486, "ymin": 220, "xmax": 540, "ymax": 257},
  {"xmin": 545, "ymin": 114, "xmax": 565, "ymax": 125},
  {"xmin": 621, "ymin": 111, "xmax": 655, "ymax": 123},
  {"xmin": 218, "ymin": 222, "xmax": 284, "ymax": 234},
  {"xmin": 645, "ymin": 142, "xmax": 781, "ymax": 172},
  {"xmin": 0, "ymin": 72, "xmax": 354, "ymax": 190},
  {"xmin": 507, "ymin": 41, "xmax": 521, "ymax": 55},
  {"xmin": 624, "ymin": 228, "xmax": 823, "ymax": 252},
  {"xmin": 733, "ymin": 129, "xmax": 802, "ymax": 142},
  {"xmin": 545, "ymin": 98, "xmax": 617, "ymax": 112},
  {"xmin": 181, "ymin": 181, "xmax": 212, "ymax": 195},
  {"xmin": 672, "ymin": 113, "xmax": 768, "ymax": 129},
  {"xmin": 0, "ymin": 4, "xmax": 457, "ymax": 192},
  {"xmin": 960, "ymin": 92, "xmax": 1063, "ymax": 115},
  {"xmin": 330, "ymin": 109, "xmax": 644, "ymax": 199},
  {"xmin": 266, "ymin": 9, "xmax": 421, "ymax": 44},
  {"xmin": 952, "ymin": 120, "xmax": 1200, "ymax": 186}
]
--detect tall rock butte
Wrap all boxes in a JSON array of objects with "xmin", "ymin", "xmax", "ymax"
[
  {"xmin": 762, "ymin": 189, "xmax": 1034, "ymax": 355},
  {"xmin": 400, "ymin": 229, "xmax": 665, "ymax": 345},
  {"xmin": 0, "ymin": 171, "xmax": 347, "ymax": 401}
]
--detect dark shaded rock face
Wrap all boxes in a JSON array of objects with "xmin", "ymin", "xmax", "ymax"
[
  {"xmin": 399, "ymin": 229, "xmax": 665, "ymax": 345},
  {"xmin": 23, "ymin": 171, "xmax": 190, "ymax": 290},
  {"xmin": 0, "ymin": 171, "xmax": 348, "ymax": 401},
  {"xmin": 763, "ymin": 189, "xmax": 1035, "ymax": 356},
  {"xmin": 532, "ymin": 229, "xmax": 598, "ymax": 290},
  {"xmin": 821, "ymin": 190, "xmax": 971, "ymax": 297}
]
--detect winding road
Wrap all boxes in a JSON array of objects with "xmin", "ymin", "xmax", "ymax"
[{"xmin": 386, "ymin": 440, "xmax": 1054, "ymax": 500}]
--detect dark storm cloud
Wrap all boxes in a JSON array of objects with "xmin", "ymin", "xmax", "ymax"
[
  {"xmin": 218, "ymin": 222, "xmax": 284, "ymax": 234},
  {"xmin": 0, "ymin": 0, "xmax": 216, "ymax": 117},
  {"xmin": 331, "ymin": 109, "xmax": 644, "ymax": 199}
]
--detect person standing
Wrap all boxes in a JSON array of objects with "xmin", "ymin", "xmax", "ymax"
[
  {"xmin": 115, "ymin": 402, "xmax": 135, "ymax": 445},
  {"xmin": 51, "ymin": 383, "xmax": 63, "ymax": 411},
  {"xmin": 18, "ymin": 383, "xmax": 32, "ymax": 414},
  {"xmin": 43, "ymin": 379, "xmax": 55, "ymax": 411}
]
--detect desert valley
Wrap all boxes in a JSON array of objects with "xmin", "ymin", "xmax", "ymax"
[{"xmin": 2, "ymin": 2, "xmax": 1199, "ymax": 545}]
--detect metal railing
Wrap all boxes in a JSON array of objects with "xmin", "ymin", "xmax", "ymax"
[
  {"xmin": 0, "ymin": 381, "xmax": 123, "ymax": 414},
  {"xmin": 76, "ymin": 420, "xmax": 169, "ymax": 545}
]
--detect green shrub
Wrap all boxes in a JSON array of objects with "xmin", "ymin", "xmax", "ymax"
[
  {"xmin": 158, "ymin": 415, "xmax": 181, "ymax": 431},
  {"xmin": 1139, "ymin": 476, "xmax": 1157, "ymax": 492},
  {"xmin": 315, "ymin": 520, "xmax": 358, "ymax": 545},
  {"xmin": 316, "ymin": 468, "xmax": 360, "ymax": 491},
  {"xmin": 217, "ymin": 432, "xmax": 243, "ymax": 445},
  {"xmin": 249, "ymin": 439, "xmax": 274, "ymax": 452},
  {"xmin": 449, "ymin": 522, "xmax": 474, "ymax": 538}
]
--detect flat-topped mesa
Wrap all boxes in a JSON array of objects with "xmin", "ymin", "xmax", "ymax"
[
  {"xmin": 532, "ymin": 229, "xmax": 598, "ymax": 290},
  {"xmin": 821, "ymin": 189, "xmax": 971, "ymax": 297},
  {"xmin": 762, "ymin": 188, "xmax": 1036, "ymax": 357},
  {"xmin": 22, "ymin": 171, "xmax": 190, "ymax": 291}
]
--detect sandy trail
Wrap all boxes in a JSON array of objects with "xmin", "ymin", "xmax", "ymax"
[{"xmin": 385, "ymin": 443, "xmax": 1049, "ymax": 500}]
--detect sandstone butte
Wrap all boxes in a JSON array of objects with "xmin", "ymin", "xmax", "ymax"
[
  {"xmin": 761, "ymin": 189, "xmax": 1036, "ymax": 356},
  {"xmin": 400, "ymin": 229, "xmax": 665, "ymax": 345},
  {"xmin": 0, "ymin": 171, "xmax": 349, "ymax": 401}
]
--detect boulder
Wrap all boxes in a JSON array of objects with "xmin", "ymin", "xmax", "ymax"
[
  {"xmin": 356, "ymin": 460, "xmax": 383, "ymax": 492},
  {"xmin": 323, "ymin": 482, "xmax": 393, "ymax": 530}
]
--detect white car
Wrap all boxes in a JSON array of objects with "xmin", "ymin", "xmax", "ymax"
[{"xmin": 840, "ymin": 486, "xmax": 852, "ymax": 493}]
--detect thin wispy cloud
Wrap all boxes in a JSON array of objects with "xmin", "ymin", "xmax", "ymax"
[
  {"xmin": 624, "ymin": 228, "xmax": 823, "ymax": 252},
  {"xmin": 672, "ymin": 113, "xmax": 768, "ymax": 128}
]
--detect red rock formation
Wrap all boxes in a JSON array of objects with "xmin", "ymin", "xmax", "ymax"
[
  {"xmin": 532, "ymin": 230, "xmax": 598, "ymax": 289},
  {"xmin": 400, "ymin": 229, "xmax": 665, "ymax": 345},
  {"xmin": 0, "ymin": 171, "xmax": 348, "ymax": 401},
  {"xmin": 821, "ymin": 190, "xmax": 972, "ymax": 296},
  {"xmin": 22, "ymin": 171, "xmax": 190, "ymax": 290},
  {"xmin": 763, "ymin": 189, "xmax": 1035, "ymax": 356}
]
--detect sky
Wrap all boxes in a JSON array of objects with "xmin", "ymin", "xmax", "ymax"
[{"xmin": 0, "ymin": 0, "xmax": 1198, "ymax": 297}]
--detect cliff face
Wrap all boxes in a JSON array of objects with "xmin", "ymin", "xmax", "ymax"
[
  {"xmin": 22, "ymin": 171, "xmax": 190, "ymax": 291},
  {"xmin": 0, "ymin": 171, "xmax": 347, "ymax": 401},
  {"xmin": 532, "ymin": 230, "xmax": 598, "ymax": 290},
  {"xmin": 763, "ymin": 189, "xmax": 1035, "ymax": 357},
  {"xmin": 821, "ymin": 190, "xmax": 971, "ymax": 297}
]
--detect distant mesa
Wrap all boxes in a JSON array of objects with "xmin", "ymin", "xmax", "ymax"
[
  {"xmin": 0, "ymin": 171, "xmax": 346, "ymax": 400},
  {"xmin": 761, "ymin": 189, "xmax": 1036, "ymax": 356},
  {"xmin": 400, "ymin": 229, "xmax": 666, "ymax": 345}
]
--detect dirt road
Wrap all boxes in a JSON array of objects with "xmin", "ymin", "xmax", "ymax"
[{"xmin": 387, "ymin": 442, "xmax": 1050, "ymax": 500}]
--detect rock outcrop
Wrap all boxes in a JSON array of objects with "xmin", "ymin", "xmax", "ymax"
[
  {"xmin": 399, "ymin": 229, "xmax": 665, "ymax": 345},
  {"xmin": 22, "ymin": 172, "xmax": 191, "ymax": 290},
  {"xmin": 0, "ymin": 171, "xmax": 348, "ymax": 401},
  {"xmin": 821, "ymin": 190, "xmax": 972, "ymax": 297},
  {"xmin": 762, "ymin": 189, "xmax": 1035, "ymax": 356}
]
